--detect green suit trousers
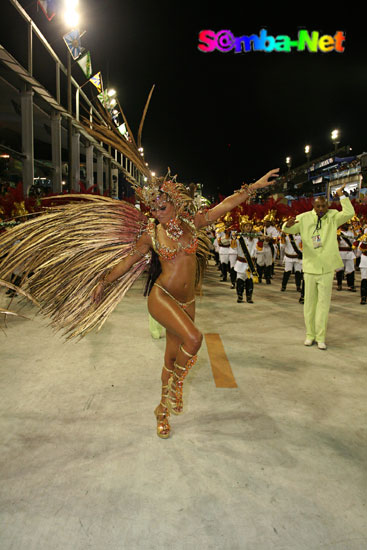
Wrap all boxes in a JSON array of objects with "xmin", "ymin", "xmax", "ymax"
[{"xmin": 303, "ymin": 272, "xmax": 334, "ymax": 343}]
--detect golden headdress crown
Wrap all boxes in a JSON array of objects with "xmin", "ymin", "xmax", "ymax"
[{"xmin": 131, "ymin": 169, "xmax": 194, "ymax": 214}]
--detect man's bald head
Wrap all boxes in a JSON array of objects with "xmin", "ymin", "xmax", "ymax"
[{"xmin": 313, "ymin": 196, "xmax": 329, "ymax": 218}]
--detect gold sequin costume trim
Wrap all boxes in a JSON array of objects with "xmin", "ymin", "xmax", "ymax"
[{"xmin": 147, "ymin": 218, "xmax": 198, "ymax": 261}]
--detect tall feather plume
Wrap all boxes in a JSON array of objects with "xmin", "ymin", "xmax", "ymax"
[
  {"xmin": 138, "ymin": 85, "xmax": 155, "ymax": 149},
  {"xmin": 0, "ymin": 197, "xmax": 150, "ymax": 340}
]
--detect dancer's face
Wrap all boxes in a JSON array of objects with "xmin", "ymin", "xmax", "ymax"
[
  {"xmin": 151, "ymin": 194, "xmax": 176, "ymax": 224},
  {"xmin": 313, "ymin": 197, "xmax": 329, "ymax": 218}
]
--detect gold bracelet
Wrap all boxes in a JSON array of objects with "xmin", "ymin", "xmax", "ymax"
[
  {"xmin": 235, "ymin": 183, "xmax": 257, "ymax": 199},
  {"xmin": 244, "ymin": 184, "xmax": 257, "ymax": 198},
  {"xmin": 100, "ymin": 273, "xmax": 113, "ymax": 288}
]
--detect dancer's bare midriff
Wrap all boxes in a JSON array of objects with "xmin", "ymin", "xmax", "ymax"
[{"xmin": 155, "ymin": 252, "xmax": 197, "ymax": 303}]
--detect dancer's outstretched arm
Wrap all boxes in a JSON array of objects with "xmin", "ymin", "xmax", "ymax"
[
  {"xmin": 195, "ymin": 168, "xmax": 279, "ymax": 229},
  {"xmin": 92, "ymin": 233, "xmax": 152, "ymax": 304}
]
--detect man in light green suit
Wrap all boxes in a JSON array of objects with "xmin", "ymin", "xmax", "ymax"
[{"xmin": 282, "ymin": 183, "xmax": 354, "ymax": 350}]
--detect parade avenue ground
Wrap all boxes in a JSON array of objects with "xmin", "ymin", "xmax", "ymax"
[{"xmin": 1, "ymin": 262, "xmax": 366, "ymax": 550}]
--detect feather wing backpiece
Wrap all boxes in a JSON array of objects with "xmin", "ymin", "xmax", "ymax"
[{"xmin": 0, "ymin": 196, "xmax": 151, "ymax": 340}]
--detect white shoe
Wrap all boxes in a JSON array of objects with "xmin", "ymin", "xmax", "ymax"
[
  {"xmin": 317, "ymin": 342, "xmax": 327, "ymax": 350},
  {"xmin": 304, "ymin": 339, "xmax": 314, "ymax": 346}
]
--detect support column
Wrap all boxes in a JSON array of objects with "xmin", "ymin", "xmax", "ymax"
[
  {"xmin": 20, "ymin": 88, "xmax": 34, "ymax": 197},
  {"xmin": 72, "ymin": 131, "xmax": 80, "ymax": 189},
  {"xmin": 86, "ymin": 143, "xmax": 94, "ymax": 189},
  {"xmin": 106, "ymin": 145, "xmax": 112, "ymax": 196},
  {"xmin": 51, "ymin": 110, "xmax": 62, "ymax": 193},
  {"xmin": 96, "ymin": 151, "xmax": 104, "ymax": 194},
  {"xmin": 67, "ymin": 54, "xmax": 73, "ymax": 190},
  {"xmin": 76, "ymin": 87, "xmax": 80, "ymax": 121},
  {"xmin": 106, "ymin": 157, "xmax": 112, "ymax": 196}
]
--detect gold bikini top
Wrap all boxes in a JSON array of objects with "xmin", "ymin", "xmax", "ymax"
[{"xmin": 147, "ymin": 217, "xmax": 199, "ymax": 261}]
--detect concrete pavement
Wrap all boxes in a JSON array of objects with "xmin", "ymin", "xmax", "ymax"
[{"xmin": 1, "ymin": 263, "xmax": 366, "ymax": 550}]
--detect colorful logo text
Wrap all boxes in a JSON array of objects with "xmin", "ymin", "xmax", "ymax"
[{"xmin": 198, "ymin": 29, "xmax": 346, "ymax": 54}]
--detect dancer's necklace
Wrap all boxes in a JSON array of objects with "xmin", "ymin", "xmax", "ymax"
[{"xmin": 165, "ymin": 217, "xmax": 183, "ymax": 241}]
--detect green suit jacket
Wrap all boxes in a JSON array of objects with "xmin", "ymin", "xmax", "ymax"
[{"xmin": 281, "ymin": 197, "xmax": 355, "ymax": 274}]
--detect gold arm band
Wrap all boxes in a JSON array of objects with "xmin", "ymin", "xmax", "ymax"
[{"xmin": 235, "ymin": 183, "xmax": 257, "ymax": 199}]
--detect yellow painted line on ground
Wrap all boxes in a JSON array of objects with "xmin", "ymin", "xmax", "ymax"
[{"xmin": 205, "ymin": 333, "xmax": 238, "ymax": 388}]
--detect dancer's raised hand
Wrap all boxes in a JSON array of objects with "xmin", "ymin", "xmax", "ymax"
[{"xmin": 252, "ymin": 168, "xmax": 280, "ymax": 190}]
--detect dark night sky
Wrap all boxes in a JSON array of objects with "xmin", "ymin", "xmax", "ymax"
[{"xmin": 2, "ymin": 2, "xmax": 367, "ymax": 195}]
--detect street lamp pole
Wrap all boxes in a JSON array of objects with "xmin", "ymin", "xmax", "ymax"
[
  {"xmin": 64, "ymin": 0, "xmax": 80, "ymax": 191},
  {"xmin": 304, "ymin": 145, "xmax": 312, "ymax": 195},
  {"xmin": 67, "ymin": 52, "xmax": 73, "ymax": 191},
  {"xmin": 331, "ymin": 129, "xmax": 340, "ymax": 154},
  {"xmin": 304, "ymin": 145, "xmax": 311, "ymax": 163}
]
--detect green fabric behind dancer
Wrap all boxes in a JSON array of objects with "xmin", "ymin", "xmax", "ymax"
[
  {"xmin": 282, "ymin": 184, "xmax": 355, "ymax": 349},
  {"xmin": 149, "ymin": 313, "xmax": 165, "ymax": 339}
]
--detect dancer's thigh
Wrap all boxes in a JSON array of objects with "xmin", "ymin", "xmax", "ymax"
[
  {"xmin": 165, "ymin": 304, "xmax": 195, "ymax": 361},
  {"xmin": 148, "ymin": 286, "xmax": 198, "ymax": 343}
]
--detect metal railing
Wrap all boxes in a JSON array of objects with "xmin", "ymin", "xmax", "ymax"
[{"xmin": 2, "ymin": 0, "xmax": 145, "ymax": 188}]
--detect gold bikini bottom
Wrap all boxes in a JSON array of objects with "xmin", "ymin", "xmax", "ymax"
[{"xmin": 154, "ymin": 283, "xmax": 195, "ymax": 311}]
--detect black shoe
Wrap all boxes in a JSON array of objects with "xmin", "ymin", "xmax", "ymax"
[
  {"xmin": 296, "ymin": 287, "xmax": 301, "ymax": 292},
  {"xmin": 246, "ymin": 296, "xmax": 254, "ymax": 304},
  {"xmin": 337, "ymin": 285, "xmax": 342, "ymax": 291},
  {"xmin": 237, "ymin": 296, "xmax": 243, "ymax": 303},
  {"xmin": 266, "ymin": 279, "xmax": 271, "ymax": 285},
  {"xmin": 361, "ymin": 297, "xmax": 367, "ymax": 305},
  {"xmin": 348, "ymin": 287, "xmax": 357, "ymax": 292},
  {"xmin": 281, "ymin": 287, "xmax": 286, "ymax": 292},
  {"xmin": 299, "ymin": 297, "xmax": 304, "ymax": 304},
  {"xmin": 231, "ymin": 283, "xmax": 235, "ymax": 289}
]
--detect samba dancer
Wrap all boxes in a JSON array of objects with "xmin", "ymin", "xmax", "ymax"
[{"xmin": 93, "ymin": 170, "xmax": 279, "ymax": 438}]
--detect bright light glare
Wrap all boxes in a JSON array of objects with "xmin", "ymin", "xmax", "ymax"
[
  {"xmin": 64, "ymin": 0, "xmax": 79, "ymax": 8},
  {"xmin": 305, "ymin": 145, "xmax": 310, "ymax": 154},
  {"xmin": 286, "ymin": 156, "xmax": 291, "ymax": 164},
  {"xmin": 331, "ymin": 129, "xmax": 339, "ymax": 141},
  {"xmin": 64, "ymin": 9, "xmax": 80, "ymax": 28},
  {"xmin": 107, "ymin": 89, "xmax": 116, "ymax": 97}
]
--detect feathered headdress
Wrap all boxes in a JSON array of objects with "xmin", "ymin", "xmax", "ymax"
[{"xmin": 131, "ymin": 169, "xmax": 194, "ymax": 215}]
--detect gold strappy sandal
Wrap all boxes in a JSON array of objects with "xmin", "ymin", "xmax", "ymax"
[
  {"xmin": 154, "ymin": 384, "xmax": 171, "ymax": 439},
  {"xmin": 167, "ymin": 345, "xmax": 197, "ymax": 415}
]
